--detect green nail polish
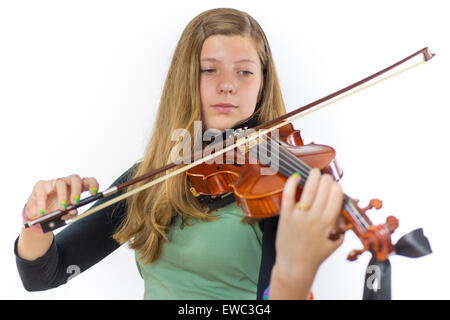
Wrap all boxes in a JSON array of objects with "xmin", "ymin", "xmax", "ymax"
[
  {"xmin": 73, "ymin": 195, "xmax": 80, "ymax": 204},
  {"xmin": 92, "ymin": 187, "xmax": 98, "ymax": 195},
  {"xmin": 39, "ymin": 209, "xmax": 45, "ymax": 215},
  {"xmin": 61, "ymin": 200, "xmax": 67, "ymax": 209},
  {"xmin": 292, "ymin": 172, "xmax": 300, "ymax": 177}
]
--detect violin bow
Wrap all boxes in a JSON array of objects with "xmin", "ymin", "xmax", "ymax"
[{"xmin": 25, "ymin": 47, "xmax": 435, "ymax": 233}]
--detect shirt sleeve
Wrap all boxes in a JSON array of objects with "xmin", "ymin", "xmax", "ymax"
[{"xmin": 14, "ymin": 163, "xmax": 140, "ymax": 291}]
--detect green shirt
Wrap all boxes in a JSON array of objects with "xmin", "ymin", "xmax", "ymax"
[{"xmin": 135, "ymin": 201, "xmax": 263, "ymax": 299}]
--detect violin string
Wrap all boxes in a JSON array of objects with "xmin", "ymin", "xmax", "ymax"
[
  {"xmin": 257, "ymin": 141, "xmax": 368, "ymax": 230},
  {"xmin": 251, "ymin": 136, "xmax": 368, "ymax": 230},
  {"xmin": 279, "ymin": 142, "xmax": 369, "ymax": 230},
  {"xmin": 271, "ymin": 141, "xmax": 369, "ymax": 230}
]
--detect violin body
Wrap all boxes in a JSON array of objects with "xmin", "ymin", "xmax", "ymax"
[{"xmin": 187, "ymin": 123, "xmax": 343, "ymax": 218}]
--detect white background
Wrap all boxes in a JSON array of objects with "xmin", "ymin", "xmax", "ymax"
[{"xmin": 1, "ymin": 0, "xmax": 448, "ymax": 299}]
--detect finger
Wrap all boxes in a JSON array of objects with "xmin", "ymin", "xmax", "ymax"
[
  {"xmin": 32, "ymin": 180, "xmax": 54, "ymax": 218},
  {"xmin": 295, "ymin": 168, "xmax": 321, "ymax": 212},
  {"xmin": 309, "ymin": 174, "xmax": 334, "ymax": 215},
  {"xmin": 82, "ymin": 177, "xmax": 100, "ymax": 196},
  {"xmin": 54, "ymin": 178, "xmax": 78, "ymax": 221},
  {"xmin": 281, "ymin": 173, "xmax": 302, "ymax": 216},
  {"xmin": 67, "ymin": 174, "xmax": 82, "ymax": 216},
  {"xmin": 323, "ymin": 182, "xmax": 344, "ymax": 225},
  {"xmin": 54, "ymin": 178, "xmax": 69, "ymax": 211}
]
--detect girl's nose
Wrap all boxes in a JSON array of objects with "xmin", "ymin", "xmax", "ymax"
[{"xmin": 217, "ymin": 71, "xmax": 236, "ymax": 94}]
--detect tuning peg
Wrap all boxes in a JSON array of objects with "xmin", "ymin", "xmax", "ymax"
[
  {"xmin": 354, "ymin": 198, "xmax": 383, "ymax": 213},
  {"xmin": 347, "ymin": 246, "xmax": 368, "ymax": 261},
  {"xmin": 386, "ymin": 216, "xmax": 399, "ymax": 233},
  {"xmin": 369, "ymin": 199, "xmax": 383, "ymax": 210}
]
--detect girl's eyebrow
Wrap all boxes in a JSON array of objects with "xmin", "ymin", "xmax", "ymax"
[{"xmin": 200, "ymin": 57, "xmax": 257, "ymax": 65}]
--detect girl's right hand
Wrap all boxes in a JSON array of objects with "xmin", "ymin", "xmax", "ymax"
[{"xmin": 24, "ymin": 174, "xmax": 100, "ymax": 225}]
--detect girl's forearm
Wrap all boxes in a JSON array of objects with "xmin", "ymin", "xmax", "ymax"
[
  {"xmin": 17, "ymin": 227, "xmax": 54, "ymax": 261},
  {"xmin": 269, "ymin": 263, "xmax": 317, "ymax": 300}
]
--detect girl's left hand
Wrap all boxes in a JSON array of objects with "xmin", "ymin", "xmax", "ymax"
[{"xmin": 270, "ymin": 169, "xmax": 345, "ymax": 299}]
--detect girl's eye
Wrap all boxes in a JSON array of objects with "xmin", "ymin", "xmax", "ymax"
[
  {"xmin": 239, "ymin": 70, "xmax": 253, "ymax": 76},
  {"xmin": 200, "ymin": 69, "xmax": 215, "ymax": 73}
]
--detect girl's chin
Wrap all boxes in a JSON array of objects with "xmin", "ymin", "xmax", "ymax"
[
  {"xmin": 205, "ymin": 126, "xmax": 227, "ymax": 132},
  {"xmin": 205, "ymin": 120, "xmax": 235, "ymax": 132},
  {"xmin": 205, "ymin": 115, "xmax": 251, "ymax": 132}
]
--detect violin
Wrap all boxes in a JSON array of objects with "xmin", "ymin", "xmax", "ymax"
[
  {"xmin": 187, "ymin": 120, "xmax": 398, "ymax": 262},
  {"xmin": 25, "ymin": 47, "xmax": 433, "ymax": 265}
]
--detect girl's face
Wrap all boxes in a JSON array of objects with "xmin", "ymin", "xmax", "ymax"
[{"xmin": 199, "ymin": 35, "xmax": 263, "ymax": 131}]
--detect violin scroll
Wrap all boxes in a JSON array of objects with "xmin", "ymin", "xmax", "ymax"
[
  {"xmin": 347, "ymin": 215, "xmax": 399, "ymax": 261},
  {"xmin": 328, "ymin": 197, "xmax": 399, "ymax": 262}
]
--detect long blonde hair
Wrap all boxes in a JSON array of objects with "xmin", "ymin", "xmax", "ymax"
[{"xmin": 113, "ymin": 8, "xmax": 287, "ymax": 265}]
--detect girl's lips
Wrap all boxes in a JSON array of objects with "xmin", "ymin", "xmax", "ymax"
[{"xmin": 212, "ymin": 104, "xmax": 237, "ymax": 113}]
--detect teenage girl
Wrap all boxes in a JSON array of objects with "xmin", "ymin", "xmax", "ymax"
[{"xmin": 15, "ymin": 8, "xmax": 344, "ymax": 300}]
